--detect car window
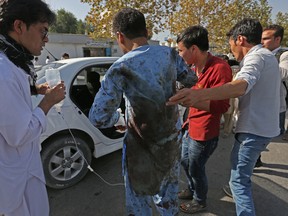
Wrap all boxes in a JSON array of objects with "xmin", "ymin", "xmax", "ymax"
[
  {"xmin": 73, "ymin": 70, "xmax": 87, "ymax": 86},
  {"xmin": 70, "ymin": 62, "xmax": 126, "ymax": 140},
  {"xmin": 72, "ymin": 64, "xmax": 111, "ymax": 86},
  {"xmin": 89, "ymin": 65, "xmax": 111, "ymax": 82},
  {"xmin": 70, "ymin": 64, "xmax": 112, "ymax": 116}
]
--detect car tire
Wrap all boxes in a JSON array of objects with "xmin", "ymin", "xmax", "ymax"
[{"xmin": 41, "ymin": 134, "xmax": 92, "ymax": 189}]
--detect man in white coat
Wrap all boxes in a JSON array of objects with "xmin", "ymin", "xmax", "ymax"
[{"xmin": 0, "ymin": 0, "xmax": 66, "ymax": 215}]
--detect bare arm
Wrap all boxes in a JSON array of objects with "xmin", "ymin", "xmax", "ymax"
[
  {"xmin": 192, "ymin": 100, "xmax": 210, "ymax": 111},
  {"xmin": 167, "ymin": 79, "xmax": 247, "ymax": 107}
]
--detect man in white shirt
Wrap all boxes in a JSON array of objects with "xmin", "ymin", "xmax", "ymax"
[
  {"xmin": 45, "ymin": 55, "xmax": 50, "ymax": 64},
  {"xmin": 0, "ymin": 1, "xmax": 66, "ymax": 215},
  {"xmin": 262, "ymin": 25, "xmax": 288, "ymax": 140}
]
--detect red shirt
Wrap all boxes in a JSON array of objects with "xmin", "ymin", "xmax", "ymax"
[{"xmin": 187, "ymin": 54, "xmax": 232, "ymax": 141}]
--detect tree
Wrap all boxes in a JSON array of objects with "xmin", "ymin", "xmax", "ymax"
[
  {"xmin": 274, "ymin": 12, "xmax": 288, "ymax": 47},
  {"xmin": 50, "ymin": 9, "xmax": 79, "ymax": 34},
  {"xmin": 169, "ymin": 0, "xmax": 272, "ymax": 53},
  {"xmin": 250, "ymin": 0, "xmax": 272, "ymax": 25},
  {"xmin": 81, "ymin": 0, "xmax": 179, "ymax": 39},
  {"xmin": 80, "ymin": 0, "xmax": 283, "ymax": 51},
  {"xmin": 76, "ymin": 19, "xmax": 88, "ymax": 34}
]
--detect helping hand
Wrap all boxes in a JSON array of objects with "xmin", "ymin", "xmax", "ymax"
[
  {"xmin": 115, "ymin": 108, "xmax": 126, "ymax": 128},
  {"xmin": 166, "ymin": 88, "xmax": 200, "ymax": 107}
]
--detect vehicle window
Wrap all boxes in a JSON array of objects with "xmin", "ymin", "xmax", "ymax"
[
  {"xmin": 70, "ymin": 64, "xmax": 112, "ymax": 117},
  {"xmin": 73, "ymin": 70, "xmax": 87, "ymax": 86},
  {"xmin": 70, "ymin": 63, "xmax": 125, "ymax": 140},
  {"xmin": 89, "ymin": 65, "xmax": 111, "ymax": 82},
  {"xmin": 72, "ymin": 64, "xmax": 111, "ymax": 86}
]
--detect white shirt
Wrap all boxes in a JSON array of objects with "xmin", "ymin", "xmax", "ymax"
[
  {"xmin": 235, "ymin": 45, "xmax": 280, "ymax": 137},
  {"xmin": 0, "ymin": 53, "xmax": 47, "ymax": 212}
]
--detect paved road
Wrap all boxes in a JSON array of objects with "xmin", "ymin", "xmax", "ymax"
[{"xmin": 48, "ymin": 131, "xmax": 288, "ymax": 216}]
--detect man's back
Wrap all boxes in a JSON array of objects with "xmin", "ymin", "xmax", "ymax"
[
  {"xmin": 115, "ymin": 45, "xmax": 185, "ymax": 134},
  {"xmin": 92, "ymin": 45, "xmax": 196, "ymax": 133},
  {"xmin": 90, "ymin": 44, "xmax": 197, "ymax": 194}
]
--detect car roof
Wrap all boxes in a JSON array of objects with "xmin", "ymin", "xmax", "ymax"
[
  {"xmin": 36, "ymin": 56, "xmax": 120, "ymax": 82},
  {"xmin": 54, "ymin": 56, "xmax": 120, "ymax": 64}
]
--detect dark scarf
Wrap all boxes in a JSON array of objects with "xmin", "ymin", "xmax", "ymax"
[{"xmin": 0, "ymin": 34, "xmax": 37, "ymax": 94}]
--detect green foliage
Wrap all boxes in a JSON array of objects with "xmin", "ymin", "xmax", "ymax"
[
  {"xmin": 53, "ymin": 1, "xmax": 288, "ymax": 51},
  {"xmin": 275, "ymin": 12, "xmax": 288, "ymax": 47},
  {"xmin": 170, "ymin": 0, "xmax": 273, "ymax": 53},
  {"xmin": 81, "ymin": 0, "xmax": 179, "ymax": 39},
  {"xmin": 50, "ymin": 9, "xmax": 80, "ymax": 34},
  {"xmin": 76, "ymin": 20, "xmax": 87, "ymax": 34}
]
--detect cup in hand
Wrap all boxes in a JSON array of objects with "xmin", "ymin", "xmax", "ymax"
[
  {"xmin": 45, "ymin": 68, "xmax": 61, "ymax": 88},
  {"xmin": 45, "ymin": 68, "xmax": 63, "ymax": 112}
]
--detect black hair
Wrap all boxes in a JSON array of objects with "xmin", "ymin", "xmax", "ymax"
[
  {"xmin": 176, "ymin": 25, "xmax": 209, "ymax": 51},
  {"xmin": 62, "ymin": 52, "xmax": 69, "ymax": 57},
  {"xmin": 0, "ymin": 0, "xmax": 56, "ymax": 35},
  {"xmin": 112, "ymin": 8, "xmax": 147, "ymax": 40},
  {"xmin": 217, "ymin": 54, "xmax": 229, "ymax": 61},
  {"xmin": 263, "ymin": 24, "xmax": 284, "ymax": 42},
  {"xmin": 226, "ymin": 18, "xmax": 262, "ymax": 45}
]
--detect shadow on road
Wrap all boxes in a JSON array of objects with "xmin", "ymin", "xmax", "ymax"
[{"xmin": 48, "ymin": 132, "xmax": 288, "ymax": 216}]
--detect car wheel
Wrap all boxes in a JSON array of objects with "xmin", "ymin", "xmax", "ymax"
[{"xmin": 41, "ymin": 134, "xmax": 92, "ymax": 189}]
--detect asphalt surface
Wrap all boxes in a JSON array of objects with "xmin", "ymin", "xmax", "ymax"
[{"xmin": 48, "ymin": 129, "xmax": 288, "ymax": 216}]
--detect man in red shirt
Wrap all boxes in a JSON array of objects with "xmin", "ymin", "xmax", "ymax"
[{"xmin": 176, "ymin": 26, "xmax": 232, "ymax": 214}]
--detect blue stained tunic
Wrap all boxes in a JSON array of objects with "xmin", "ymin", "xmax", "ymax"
[{"xmin": 89, "ymin": 45, "xmax": 197, "ymax": 195}]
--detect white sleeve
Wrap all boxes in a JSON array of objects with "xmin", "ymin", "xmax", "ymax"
[
  {"xmin": 280, "ymin": 51, "xmax": 288, "ymax": 81},
  {"xmin": 0, "ymin": 76, "xmax": 46, "ymax": 148}
]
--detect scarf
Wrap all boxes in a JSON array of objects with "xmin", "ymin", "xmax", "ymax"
[{"xmin": 0, "ymin": 34, "xmax": 37, "ymax": 94}]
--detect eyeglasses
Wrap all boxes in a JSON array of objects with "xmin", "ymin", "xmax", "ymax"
[{"xmin": 41, "ymin": 28, "xmax": 49, "ymax": 40}]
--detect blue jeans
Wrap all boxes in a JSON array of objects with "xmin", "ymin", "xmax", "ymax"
[
  {"xmin": 122, "ymin": 144, "xmax": 180, "ymax": 216},
  {"xmin": 181, "ymin": 131, "xmax": 218, "ymax": 204},
  {"xmin": 229, "ymin": 133, "xmax": 271, "ymax": 216}
]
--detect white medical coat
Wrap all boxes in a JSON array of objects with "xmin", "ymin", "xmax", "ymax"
[{"xmin": 0, "ymin": 53, "xmax": 47, "ymax": 213}]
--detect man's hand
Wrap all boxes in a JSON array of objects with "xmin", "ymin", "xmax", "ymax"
[
  {"xmin": 36, "ymin": 83, "xmax": 49, "ymax": 95},
  {"xmin": 38, "ymin": 82, "xmax": 66, "ymax": 114},
  {"xmin": 166, "ymin": 88, "xmax": 201, "ymax": 107},
  {"xmin": 115, "ymin": 125, "xmax": 127, "ymax": 131}
]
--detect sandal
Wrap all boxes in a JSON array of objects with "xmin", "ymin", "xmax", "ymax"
[
  {"xmin": 222, "ymin": 185, "xmax": 233, "ymax": 198},
  {"xmin": 178, "ymin": 188, "xmax": 193, "ymax": 199},
  {"xmin": 282, "ymin": 133, "xmax": 288, "ymax": 141},
  {"xmin": 179, "ymin": 200, "xmax": 207, "ymax": 214}
]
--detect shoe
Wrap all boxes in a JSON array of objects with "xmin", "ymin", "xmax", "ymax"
[
  {"xmin": 178, "ymin": 188, "xmax": 193, "ymax": 200},
  {"xmin": 222, "ymin": 185, "xmax": 233, "ymax": 198},
  {"xmin": 179, "ymin": 199, "xmax": 207, "ymax": 214},
  {"xmin": 254, "ymin": 159, "xmax": 263, "ymax": 168},
  {"xmin": 282, "ymin": 133, "xmax": 288, "ymax": 140}
]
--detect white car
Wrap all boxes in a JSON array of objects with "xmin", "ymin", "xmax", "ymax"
[{"xmin": 33, "ymin": 57, "xmax": 125, "ymax": 189}]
